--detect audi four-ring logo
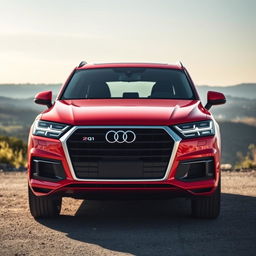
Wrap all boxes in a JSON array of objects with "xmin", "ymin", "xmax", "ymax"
[{"xmin": 105, "ymin": 130, "xmax": 136, "ymax": 143}]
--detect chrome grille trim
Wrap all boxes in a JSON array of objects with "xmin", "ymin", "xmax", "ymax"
[{"xmin": 60, "ymin": 126, "xmax": 181, "ymax": 181}]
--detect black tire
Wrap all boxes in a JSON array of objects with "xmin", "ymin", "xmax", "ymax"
[
  {"xmin": 28, "ymin": 185, "xmax": 62, "ymax": 218},
  {"xmin": 191, "ymin": 179, "xmax": 221, "ymax": 219}
]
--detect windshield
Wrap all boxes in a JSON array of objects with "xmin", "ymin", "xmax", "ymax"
[{"xmin": 61, "ymin": 68, "xmax": 195, "ymax": 100}]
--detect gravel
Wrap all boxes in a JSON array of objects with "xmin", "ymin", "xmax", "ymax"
[{"xmin": 0, "ymin": 171, "xmax": 255, "ymax": 256}]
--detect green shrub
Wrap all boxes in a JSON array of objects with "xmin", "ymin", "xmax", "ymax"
[
  {"xmin": 236, "ymin": 144, "xmax": 256, "ymax": 168},
  {"xmin": 0, "ymin": 136, "xmax": 27, "ymax": 168}
]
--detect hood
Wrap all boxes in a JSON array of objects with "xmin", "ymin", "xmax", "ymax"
[{"xmin": 40, "ymin": 99, "xmax": 210, "ymax": 126}]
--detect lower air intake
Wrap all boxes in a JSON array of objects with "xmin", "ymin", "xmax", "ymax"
[{"xmin": 175, "ymin": 157, "xmax": 215, "ymax": 181}]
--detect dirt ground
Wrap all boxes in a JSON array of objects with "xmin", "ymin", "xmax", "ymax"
[{"xmin": 0, "ymin": 171, "xmax": 255, "ymax": 256}]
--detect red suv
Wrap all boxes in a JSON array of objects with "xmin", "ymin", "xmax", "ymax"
[{"xmin": 28, "ymin": 62, "xmax": 226, "ymax": 219}]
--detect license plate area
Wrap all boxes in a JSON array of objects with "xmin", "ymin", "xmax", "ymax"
[{"xmin": 98, "ymin": 160, "xmax": 143, "ymax": 179}]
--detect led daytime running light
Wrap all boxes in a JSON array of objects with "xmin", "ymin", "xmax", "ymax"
[
  {"xmin": 33, "ymin": 120, "xmax": 70, "ymax": 139},
  {"xmin": 174, "ymin": 121, "xmax": 214, "ymax": 138}
]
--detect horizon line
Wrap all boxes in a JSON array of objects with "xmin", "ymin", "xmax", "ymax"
[{"xmin": 0, "ymin": 82, "xmax": 255, "ymax": 87}]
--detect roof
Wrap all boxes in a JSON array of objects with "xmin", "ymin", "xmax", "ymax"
[{"xmin": 77, "ymin": 62, "xmax": 183, "ymax": 70}]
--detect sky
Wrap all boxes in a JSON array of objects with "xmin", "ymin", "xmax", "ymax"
[{"xmin": 0, "ymin": 0, "xmax": 255, "ymax": 85}]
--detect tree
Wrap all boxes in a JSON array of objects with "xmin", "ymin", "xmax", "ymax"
[{"xmin": 236, "ymin": 144, "xmax": 256, "ymax": 168}]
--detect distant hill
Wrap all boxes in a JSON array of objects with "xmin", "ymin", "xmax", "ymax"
[
  {"xmin": 0, "ymin": 83, "xmax": 256, "ymax": 100},
  {"xmin": 0, "ymin": 97, "xmax": 38, "ymax": 141},
  {"xmin": 0, "ymin": 83, "xmax": 61, "ymax": 99},
  {"xmin": 0, "ymin": 83, "xmax": 255, "ymax": 165},
  {"xmin": 0, "ymin": 119, "xmax": 254, "ymax": 164},
  {"xmin": 0, "ymin": 97, "xmax": 255, "ymax": 165},
  {"xmin": 196, "ymin": 83, "xmax": 256, "ymax": 102},
  {"xmin": 219, "ymin": 122, "xmax": 256, "ymax": 164},
  {"xmin": 1, "ymin": 93, "xmax": 256, "ymax": 122},
  {"xmin": 0, "ymin": 96, "xmax": 40, "ymax": 111},
  {"xmin": 0, "ymin": 99, "xmax": 38, "ymax": 126},
  {"xmin": 210, "ymin": 95, "xmax": 256, "ymax": 120}
]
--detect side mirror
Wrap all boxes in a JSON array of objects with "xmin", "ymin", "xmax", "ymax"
[
  {"xmin": 205, "ymin": 91, "xmax": 226, "ymax": 110},
  {"xmin": 34, "ymin": 91, "xmax": 52, "ymax": 108}
]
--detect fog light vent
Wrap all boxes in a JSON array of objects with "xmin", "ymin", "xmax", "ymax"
[
  {"xmin": 175, "ymin": 157, "xmax": 214, "ymax": 181},
  {"xmin": 31, "ymin": 158, "xmax": 66, "ymax": 181}
]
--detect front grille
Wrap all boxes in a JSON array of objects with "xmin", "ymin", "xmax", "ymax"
[{"xmin": 66, "ymin": 128, "xmax": 174, "ymax": 179}]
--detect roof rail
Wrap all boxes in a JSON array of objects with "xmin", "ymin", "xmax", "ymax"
[
  {"xmin": 174, "ymin": 61, "xmax": 184, "ymax": 68},
  {"xmin": 78, "ymin": 61, "xmax": 87, "ymax": 68}
]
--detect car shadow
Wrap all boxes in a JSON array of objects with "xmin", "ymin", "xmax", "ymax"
[{"xmin": 38, "ymin": 193, "xmax": 256, "ymax": 256}]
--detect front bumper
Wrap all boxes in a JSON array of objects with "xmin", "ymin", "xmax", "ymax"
[{"xmin": 28, "ymin": 127, "xmax": 221, "ymax": 198}]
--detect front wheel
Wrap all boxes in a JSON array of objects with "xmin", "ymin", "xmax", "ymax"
[
  {"xmin": 191, "ymin": 179, "xmax": 220, "ymax": 219},
  {"xmin": 28, "ymin": 185, "xmax": 62, "ymax": 218}
]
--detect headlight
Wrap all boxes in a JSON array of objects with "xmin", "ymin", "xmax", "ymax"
[
  {"xmin": 32, "ymin": 120, "xmax": 70, "ymax": 139},
  {"xmin": 173, "ymin": 120, "xmax": 214, "ymax": 138}
]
